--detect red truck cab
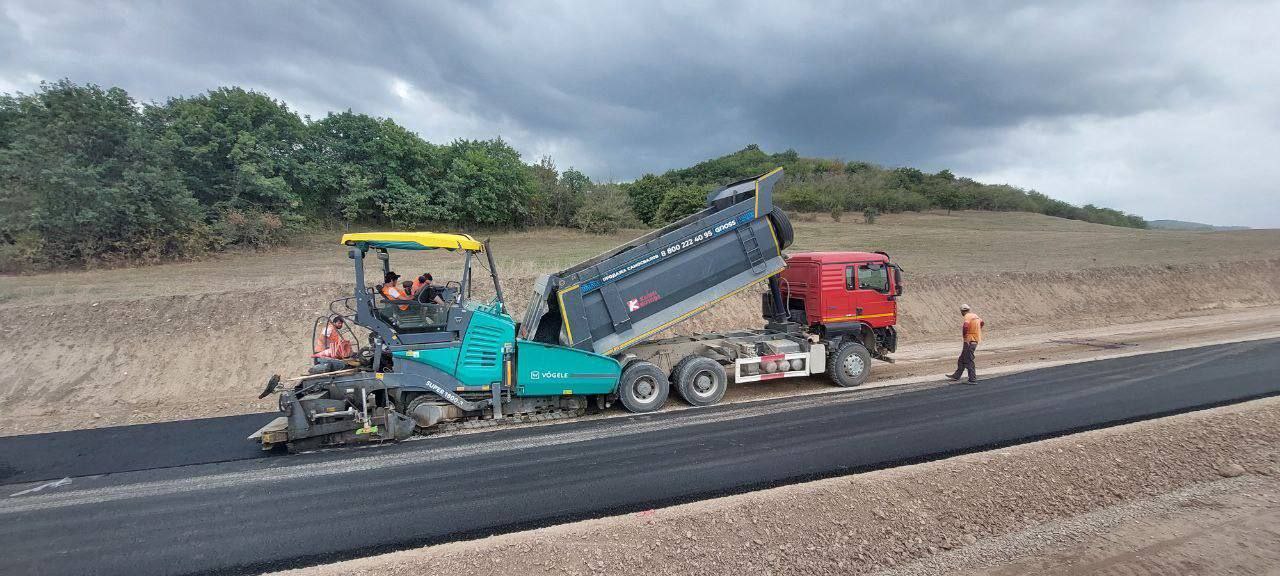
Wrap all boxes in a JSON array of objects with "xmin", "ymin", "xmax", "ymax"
[{"xmin": 770, "ymin": 251, "xmax": 902, "ymax": 362}]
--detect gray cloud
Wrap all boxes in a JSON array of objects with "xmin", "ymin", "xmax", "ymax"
[{"xmin": 3, "ymin": 0, "xmax": 1277, "ymax": 226}]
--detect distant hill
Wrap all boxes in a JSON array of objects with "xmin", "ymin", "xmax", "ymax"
[
  {"xmin": 1148, "ymin": 220, "xmax": 1250, "ymax": 231},
  {"xmin": 625, "ymin": 145, "xmax": 1149, "ymax": 229}
]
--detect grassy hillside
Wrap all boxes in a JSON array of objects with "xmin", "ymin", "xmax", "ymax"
[
  {"xmin": 623, "ymin": 146, "xmax": 1147, "ymax": 230},
  {"xmin": 1148, "ymin": 219, "xmax": 1250, "ymax": 231}
]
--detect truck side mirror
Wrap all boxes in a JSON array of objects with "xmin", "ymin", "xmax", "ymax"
[{"xmin": 893, "ymin": 266, "xmax": 904, "ymax": 296}]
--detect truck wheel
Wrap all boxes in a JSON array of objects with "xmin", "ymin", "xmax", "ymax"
[
  {"xmin": 617, "ymin": 361, "xmax": 669, "ymax": 413},
  {"xmin": 828, "ymin": 341, "xmax": 872, "ymax": 387},
  {"xmin": 768, "ymin": 207, "xmax": 794, "ymax": 250},
  {"xmin": 673, "ymin": 356, "xmax": 727, "ymax": 407}
]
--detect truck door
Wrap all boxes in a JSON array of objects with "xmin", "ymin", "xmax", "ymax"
[{"xmin": 845, "ymin": 262, "xmax": 896, "ymax": 327}]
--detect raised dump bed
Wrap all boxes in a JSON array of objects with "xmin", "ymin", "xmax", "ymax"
[{"xmin": 520, "ymin": 168, "xmax": 794, "ymax": 356}]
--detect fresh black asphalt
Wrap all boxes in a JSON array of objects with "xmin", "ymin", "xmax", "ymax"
[
  {"xmin": 0, "ymin": 412, "xmax": 273, "ymax": 485},
  {"xmin": 2, "ymin": 338, "xmax": 1278, "ymax": 576}
]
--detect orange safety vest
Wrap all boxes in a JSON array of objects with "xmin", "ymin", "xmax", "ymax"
[
  {"xmin": 313, "ymin": 324, "xmax": 352, "ymax": 359},
  {"xmin": 963, "ymin": 312, "xmax": 984, "ymax": 344},
  {"xmin": 381, "ymin": 283, "xmax": 409, "ymax": 311}
]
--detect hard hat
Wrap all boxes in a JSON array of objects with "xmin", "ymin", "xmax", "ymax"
[{"xmin": 960, "ymin": 304, "xmax": 971, "ymax": 312}]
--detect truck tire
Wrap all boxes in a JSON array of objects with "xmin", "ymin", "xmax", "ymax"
[
  {"xmin": 768, "ymin": 207, "xmax": 794, "ymax": 250},
  {"xmin": 673, "ymin": 356, "xmax": 727, "ymax": 407},
  {"xmin": 828, "ymin": 341, "xmax": 872, "ymax": 387},
  {"xmin": 617, "ymin": 361, "xmax": 669, "ymax": 413}
]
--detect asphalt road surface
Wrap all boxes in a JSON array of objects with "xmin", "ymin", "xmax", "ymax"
[{"xmin": 2, "ymin": 338, "xmax": 1278, "ymax": 576}]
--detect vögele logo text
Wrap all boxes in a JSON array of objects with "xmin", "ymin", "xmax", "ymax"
[{"xmin": 529, "ymin": 371, "xmax": 570, "ymax": 379}]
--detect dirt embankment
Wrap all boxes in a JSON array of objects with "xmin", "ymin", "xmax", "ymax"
[
  {"xmin": 1, "ymin": 259, "xmax": 1277, "ymax": 435},
  {"xmin": 675, "ymin": 258, "xmax": 1280, "ymax": 341},
  {"xmin": 272, "ymin": 396, "xmax": 1280, "ymax": 576}
]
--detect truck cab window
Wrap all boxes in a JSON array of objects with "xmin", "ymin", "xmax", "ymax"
[{"xmin": 853, "ymin": 264, "xmax": 889, "ymax": 293}]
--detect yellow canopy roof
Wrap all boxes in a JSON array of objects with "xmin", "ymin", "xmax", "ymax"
[{"xmin": 340, "ymin": 232, "xmax": 484, "ymax": 252}]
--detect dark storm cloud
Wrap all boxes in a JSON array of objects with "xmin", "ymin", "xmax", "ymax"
[{"xmin": 3, "ymin": 0, "xmax": 1278, "ymax": 226}]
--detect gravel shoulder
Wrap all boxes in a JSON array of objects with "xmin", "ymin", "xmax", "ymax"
[
  {"xmin": 883, "ymin": 476, "xmax": 1280, "ymax": 576},
  {"xmin": 272, "ymin": 395, "xmax": 1280, "ymax": 576}
]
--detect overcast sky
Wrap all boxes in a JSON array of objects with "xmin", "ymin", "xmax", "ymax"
[{"xmin": 3, "ymin": 1, "xmax": 1277, "ymax": 227}]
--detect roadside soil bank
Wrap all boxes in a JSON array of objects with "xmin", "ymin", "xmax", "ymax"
[
  {"xmin": 1, "ymin": 259, "xmax": 1277, "ymax": 436},
  {"xmin": 881, "ymin": 476, "xmax": 1280, "ymax": 576},
  {"xmin": 2, "ymin": 210, "xmax": 1277, "ymax": 436},
  {"xmin": 271, "ymin": 396, "xmax": 1280, "ymax": 576}
]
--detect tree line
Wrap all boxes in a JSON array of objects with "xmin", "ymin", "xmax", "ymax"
[{"xmin": 0, "ymin": 80, "xmax": 1144, "ymax": 270}]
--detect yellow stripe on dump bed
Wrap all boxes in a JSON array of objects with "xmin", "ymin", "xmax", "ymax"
[
  {"xmin": 754, "ymin": 166, "xmax": 784, "ymax": 217},
  {"xmin": 558, "ymin": 284, "xmax": 579, "ymax": 345}
]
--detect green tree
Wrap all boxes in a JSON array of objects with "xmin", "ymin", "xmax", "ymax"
[
  {"xmin": 305, "ymin": 111, "xmax": 444, "ymax": 225},
  {"xmin": 555, "ymin": 168, "xmax": 591, "ymax": 227},
  {"xmin": 656, "ymin": 184, "xmax": 708, "ymax": 223},
  {"xmin": 526, "ymin": 156, "xmax": 559, "ymax": 226},
  {"xmin": 935, "ymin": 187, "xmax": 966, "ymax": 214},
  {"xmin": 439, "ymin": 138, "xmax": 534, "ymax": 227},
  {"xmin": 145, "ymin": 88, "xmax": 308, "ymax": 226},
  {"xmin": 0, "ymin": 80, "xmax": 204, "ymax": 266},
  {"xmin": 625, "ymin": 173, "xmax": 669, "ymax": 226}
]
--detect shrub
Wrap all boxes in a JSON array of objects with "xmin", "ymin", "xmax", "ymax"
[
  {"xmin": 574, "ymin": 186, "xmax": 639, "ymax": 234},
  {"xmin": 656, "ymin": 184, "xmax": 709, "ymax": 223},
  {"xmin": 624, "ymin": 174, "xmax": 671, "ymax": 226},
  {"xmin": 0, "ymin": 233, "xmax": 42, "ymax": 272},
  {"xmin": 775, "ymin": 183, "xmax": 826, "ymax": 212},
  {"xmin": 213, "ymin": 208, "xmax": 289, "ymax": 248}
]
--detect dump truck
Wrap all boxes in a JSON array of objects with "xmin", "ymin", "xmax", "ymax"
[{"xmin": 251, "ymin": 168, "xmax": 903, "ymax": 451}]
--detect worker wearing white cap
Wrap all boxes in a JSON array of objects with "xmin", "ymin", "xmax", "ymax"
[{"xmin": 946, "ymin": 304, "xmax": 983, "ymax": 384}]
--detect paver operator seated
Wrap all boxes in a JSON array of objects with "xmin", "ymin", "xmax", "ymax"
[
  {"xmin": 311, "ymin": 315, "xmax": 353, "ymax": 373},
  {"xmin": 380, "ymin": 271, "xmax": 412, "ymax": 311},
  {"xmin": 412, "ymin": 272, "xmax": 446, "ymax": 305}
]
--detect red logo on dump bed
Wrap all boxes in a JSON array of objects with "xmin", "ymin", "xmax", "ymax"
[{"xmin": 627, "ymin": 291, "xmax": 661, "ymax": 312}]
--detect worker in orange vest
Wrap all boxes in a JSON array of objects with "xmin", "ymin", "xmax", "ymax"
[
  {"xmin": 380, "ymin": 271, "xmax": 411, "ymax": 311},
  {"xmin": 946, "ymin": 304, "xmax": 984, "ymax": 384},
  {"xmin": 412, "ymin": 273, "xmax": 446, "ymax": 305},
  {"xmin": 312, "ymin": 315, "xmax": 353, "ymax": 373}
]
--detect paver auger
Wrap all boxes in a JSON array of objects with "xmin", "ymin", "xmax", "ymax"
[{"xmin": 250, "ymin": 168, "xmax": 904, "ymax": 451}]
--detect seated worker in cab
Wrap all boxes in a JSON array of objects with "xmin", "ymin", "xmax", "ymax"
[
  {"xmin": 412, "ymin": 272, "xmax": 446, "ymax": 305},
  {"xmin": 311, "ymin": 315, "xmax": 353, "ymax": 373},
  {"xmin": 380, "ymin": 271, "xmax": 412, "ymax": 311}
]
